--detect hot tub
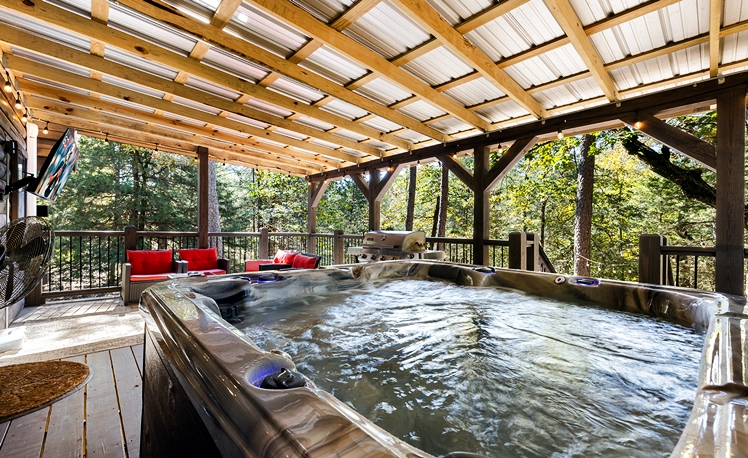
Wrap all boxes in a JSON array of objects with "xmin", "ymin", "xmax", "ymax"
[{"xmin": 139, "ymin": 261, "xmax": 748, "ymax": 457}]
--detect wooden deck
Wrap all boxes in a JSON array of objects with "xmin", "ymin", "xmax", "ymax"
[{"xmin": 0, "ymin": 345, "xmax": 143, "ymax": 458}]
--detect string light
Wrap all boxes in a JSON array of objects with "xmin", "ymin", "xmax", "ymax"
[
  {"xmin": 104, "ymin": 133, "xmax": 109, "ymax": 144},
  {"xmin": 154, "ymin": 143, "xmax": 159, "ymax": 152},
  {"xmin": 21, "ymin": 112, "xmax": 28, "ymax": 123},
  {"xmin": 3, "ymin": 73, "xmax": 11, "ymax": 93},
  {"xmin": 634, "ymin": 120, "xmax": 642, "ymax": 130},
  {"xmin": 43, "ymin": 121, "xmax": 49, "ymax": 135},
  {"xmin": 14, "ymin": 98, "xmax": 21, "ymax": 110},
  {"xmin": 556, "ymin": 130, "xmax": 564, "ymax": 140}
]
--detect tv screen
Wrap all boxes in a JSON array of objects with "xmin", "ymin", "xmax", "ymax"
[{"xmin": 32, "ymin": 128, "xmax": 79, "ymax": 202}]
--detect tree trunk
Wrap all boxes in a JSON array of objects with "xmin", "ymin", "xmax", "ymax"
[
  {"xmin": 437, "ymin": 163, "xmax": 449, "ymax": 249},
  {"xmin": 405, "ymin": 166, "xmax": 416, "ymax": 231},
  {"xmin": 207, "ymin": 161, "xmax": 222, "ymax": 254},
  {"xmin": 574, "ymin": 134, "xmax": 595, "ymax": 276},
  {"xmin": 431, "ymin": 196, "xmax": 439, "ymax": 237}
]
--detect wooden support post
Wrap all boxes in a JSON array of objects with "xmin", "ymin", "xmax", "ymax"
[
  {"xmin": 197, "ymin": 146, "xmax": 209, "ymax": 249},
  {"xmin": 124, "ymin": 225, "xmax": 138, "ymax": 251},
  {"xmin": 715, "ymin": 86, "xmax": 746, "ymax": 296},
  {"xmin": 638, "ymin": 234, "xmax": 664, "ymax": 285},
  {"xmin": 369, "ymin": 170, "xmax": 381, "ymax": 231},
  {"xmin": 508, "ymin": 231, "xmax": 526, "ymax": 270},
  {"xmin": 333, "ymin": 229, "xmax": 344, "ymax": 264},
  {"xmin": 526, "ymin": 232, "xmax": 540, "ymax": 272},
  {"xmin": 259, "ymin": 227, "xmax": 269, "ymax": 259},
  {"xmin": 307, "ymin": 180, "xmax": 329, "ymax": 254},
  {"xmin": 473, "ymin": 146, "xmax": 490, "ymax": 265}
]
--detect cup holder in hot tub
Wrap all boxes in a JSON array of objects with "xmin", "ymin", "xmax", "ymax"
[{"xmin": 246, "ymin": 355, "xmax": 307, "ymax": 390}]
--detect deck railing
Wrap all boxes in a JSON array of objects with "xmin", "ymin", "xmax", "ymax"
[{"xmin": 40, "ymin": 228, "xmax": 553, "ymax": 300}]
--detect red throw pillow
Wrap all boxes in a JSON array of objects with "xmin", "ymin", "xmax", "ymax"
[
  {"xmin": 273, "ymin": 250, "xmax": 297, "ymax": 264},
  {"xmin": 127, "ymin": 250, "xmax": 172, "ymax": 275},
  {"xmin": 179, "ymin": 248, "xmax": 218, "ymax": 271},
  {"xmin": 291, "ymin": 254, "xmax": 318, "ymax": 269}
]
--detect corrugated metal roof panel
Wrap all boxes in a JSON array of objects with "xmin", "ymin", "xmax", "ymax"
[
  {"xmin": 343, "ymin": 0, "xmax": 430, "ymax": 59},
  {"xmin": 475, "ymin": 99, "xmax": 527, "ymax": 123},
  {"xmin": 226, "ymin": 112, "xmax": 270, "ymax": 129},
  {"xmin": 321, "ymin": 99, "xmax": 370, "ymax": 120},
  {"xmin": 533, "ymin": 78, "xmax": 604, "ymax": 108},
  {"xmin": 503, "ymin": 44, "xmax": 587, "ymax": 89},
  {"xmin": 403, "ymin": 47, "xmax": 474, "ymax": 86},
  {"xmin": 363, "ymin": 139, "xmax": 393, "ymax": 150},
  {"xmin": 295, "ymin": 115, "xmax": 335, "ymax": 131},
  {"xmin": 339, "ymin": 148, "xmax": 369, "ymax": 158},
  {"xmin": 568, "ymin": 0, "xmax": 644, "ymax": 26},
  {"xmin": 397, "ymin": 99, "xmax": 446, "ymax": 121},
  {"xmin": 426, "ymin": 0, "xmax": 493, "ymax": 26},
  {"xmin": 0, "ymin": 12, "xmax": 90, "ymax": 52},
  {"xmin": 301, "ymin": 45, "xmax": 368, "ymax": 84},
  {"xmin": 101, "ymin": 74, "xmax": 166, "ymax": 99},
  {"xmin": 356, "ymin": 78, "xmax": 412, "ymax": 105},
  {"xmin": 105, "ymin": 47, "xmax": 180, "ymax": 80},
  {"xmin": 466, "ymin": 0, "xmax": 564, "ymax": 61},
  {"xmin": 11, "ymin": 47, "xmax": 90, "ymax": 78},
  {"xmin": 724, "ymin": 0, "xmax": 748, "ymax": 25},
  {"xmin": 212, "ymin": 125, "xmax": 251, "ymax": 138},
  {"xmin": 428, "ymin": 117, "xmax": 474, "ymax": 134},
  {"xmin": 226, "ymin": 3, "xmax": 308, "ymax": 57},
  {"xmin": 185, "ymin": 76, "xmax": 242, "ymax": 101},
  {"xmin": 721, "ymin": 30, "xmax": 748, "ymax": 65},
  {"xmin": 159, "ymin": 0, "xmax": 214, "ymax": 23},
  {"xmin": 443, "ymin": 77, "xmax": 505, "ymax": 106},
  {"xmin": 289, "ymin": 0, "xmax": 348, "ymax": 23},
  {"xmin": 333, "ymin": 129, "xmax": 369, "ymax": 142},
  {"xmin": 108, "ymin": 3, "xmax": 196, "ymax": 56},
  {"xmin": 610, "ymin": 44, "xmax": 709, "ymax": 91},
  {"xmin": 201, "ymin": 48, "xmax": 267, "ymax": 83},
  {"xmin": 245, "ymin": 98, "xmax": 294, "ymax": 118},
  {"xmin": 308, "ymin": 138, "xmax": 343, "ymax": 149},
  {"xmin": 46, "ymin": 0, "xmax": 91, "ymax": 16},
  {"xmin": 275, "ymin": 127, "xmax": 312, "ymax": 141},
  {"xmin": 269, "ymin": 77, "xmax": 325, "ymax": 104},
  {"xmin": 361, "ymin": 116, "xmax": 403, "ymax": 132},
  {"xmin": 390, "ymin": 129, "xmax": 429, "ymax": 143}
]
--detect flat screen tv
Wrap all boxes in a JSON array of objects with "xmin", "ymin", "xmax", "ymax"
[{"xmin": 32, "ymin": 128, "xmax": 79, "ymax": 202}]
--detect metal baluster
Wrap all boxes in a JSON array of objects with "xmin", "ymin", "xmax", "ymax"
[
  {"xmin": 675, "ymin": 255, "xmax": 680, "ymax": 287},
  {"xmin": 694, "ymin": 256, "xmax": 699, "ymax": 290}
]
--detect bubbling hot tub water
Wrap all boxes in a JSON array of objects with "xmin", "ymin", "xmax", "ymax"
[{"xmin": 238, "ymin": 279, "xmax": 703, "ymax": 458}]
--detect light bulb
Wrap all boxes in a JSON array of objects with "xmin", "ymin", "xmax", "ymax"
[
  {"xmin": 43, "ymin": 122, "xmax": 49, "ymax": 135},
  {"xmin": 104, "ymin": 133, "xmax": 109, "ymax": 144},
  {"xmin": 634, "ymin": 120, "xmax": 642, "ymax": 130},
  {"xmin": 14, "ymin": 99, "xmax": 21, "ymax": 110},
  {"xmin": 3, "ymin": 81, "xmax": 11, "ymax": 93},
  {"xmin": 557, "ymin": 131, "xmax": 564, "ymax": 140},
  {"xmin": 21, "ymin": 113, "xmax": 28, "ymax": 123}
]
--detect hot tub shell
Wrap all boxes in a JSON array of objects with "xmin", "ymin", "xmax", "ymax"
[{"xmin": 139, "ymin": 261, "xmax": 748, "ymax": 457}]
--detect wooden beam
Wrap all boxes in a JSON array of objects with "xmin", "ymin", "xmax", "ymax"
[
  {"xmin": 621, "ymin": 112, "xmax": 716, "ymax": 171},
  {"xmin": 715, "ymin": 86, "xmax": 746, "ymax": 295},
  {"xmin": 351, "ymin": 173, "xmax": 369, "ymax": 196},
  {"xmin": 436, "ymin": 154, "xmax": 475, "ymax": 191},
  {"xmin": 709, "ymin": 0, "xmax": 722, "ymax": 77},
  {"xmin": 330, "ymin": 0, "xmax": 381, "ymax": 30},
  {"xmin": 210, "ymin": 0, "xmax": 244, "ymax": 29},
  {"xmin": 345, "ymin": 73, "xmax": 378, "ymax": 91},
  {"xmin": 249, "ymin": 0, "xmax": 492, "ymax": 131},
  {"xmin": 456, "ymin": 0, "xmax": 529, "ymax": 33},
  {"xmin": 288, "ymin": 40, "xmax": 324, "ymax": 64},
  {"xmin": 484, "ymin": 136, "xmax": 537, "ymax": 191},
  {"xmin": 473, "ymin": 145, "xmax": 490, "ymax": 265},
  {"xmin": 32, "ymin": 103, "xmax": 324, "ymax": 172},
  {"xmin": 2, "ymin": 47, "xmax": 378, "ymax": 159},
  {"xmin": 104, "ymin": 0, "xmax": 451, "ymax": 142},
  {"xmin": 372, "ymin": 163, "xmax": 404, "ymax": 200},
  {"xmin": 12, "ymin": 58, "xmax": 360, "ymax": 165},
  {"xmin": 0, "ymin": 0, "xmax": 435, "ymax": 148},
  {"xmin": 543, "ymin": 0, "xmax": 618, "ymax": 101},
  {"xmin": 188, "ymin": 41, "xmax": 211, "ymax": 61},
  {"xmin": 90, "ymin": 0, "xmax": 109, "ymax": 24},
  {"xmin": 308, "ymin": 180, "xmax": 330, "ymax": 208},
  {"xmin": 390, "ymin": 0, "xmax": 545, "ymax": 118}
]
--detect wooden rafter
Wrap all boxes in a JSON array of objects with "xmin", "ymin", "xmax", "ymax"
[
  {"xmin": 542, "ymin": 0, "xmax": 618, "ymax": 101},
  {"xmin": 710, "ymin": 0, "xmax": 722, "ymax": 77},
  {"xmin": 210, "ymin": 0, "xmax": 244, "ymax": 29},
  {"xmin": 436, "ymin": 154, "xmax": 475, "ymax": 191},
  {"xmin": 0, "ymin": 0, "xmax": 420, "ymax": 153},
  {"xmin": 21, "ymin": 80, "xmax": 343, "ymax": 169},
  {"xmin": 248, "ymin": 0, "xmax": 492, "ymax": 131}
]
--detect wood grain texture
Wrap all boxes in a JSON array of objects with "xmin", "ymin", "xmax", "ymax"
[
  {"xmin": 473, "ymin": 146, "xmax": 490, "ymax": 265},
  {"xmin": 437, "ymin": 154, "xmax": 475, "ymax": 191},
  {"xmin": 485, "ymin": 136, "xmax": 537, "ymax": 191},
  {"xmin": 44, "ymin": 355, "xmax": 85, "ymax": 458},
  {"xmin": 0, "ymin": 407, "xmax": 48, "ymax": 458},
  {"xmin": 85, "ymin": 351, "xmax": 126, "ymax": 458},
  {"xmin": 110, "ymin": 347, "xmax": 142, "ymax": 458}
]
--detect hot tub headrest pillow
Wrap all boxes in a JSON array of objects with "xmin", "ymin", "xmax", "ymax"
[
  {"xmin": 179, "ymin": 248, "xmax": 218, "ymax": 271},
  {"xmin": 127, "ymin": 249, "xmax": 173, "ymax": 275},
  {"xmin": 273, "ymin": 250, "xmax": 297, "ymax": 264}
]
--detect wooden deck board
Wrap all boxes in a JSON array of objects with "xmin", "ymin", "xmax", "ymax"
[
  {"xmin": 131, "ymin": 345, "xmax": 144, "ymax": 377},
  {"xmin": 85, "ymin": 351, "xmax": 126, "ymax": 458},
  {"xmin": 111, "ymin": 347, "xmax": 142, "ymax": 458},
  {"xmin": 0, "ymin": 422, "xmax": 9, "ymax": 449},
  {"xmin": 0, "ymin": 407, "xmax": 49, "ymax": 458},
  {"xmin": 43, "ymin": 355, "xmax": 85, "ymax": 458}
]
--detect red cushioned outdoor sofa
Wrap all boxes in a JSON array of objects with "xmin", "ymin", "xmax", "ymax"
[
  {"xmin": 178, "ymin": 248, "xmax": 230, "ymax": 276},
  {"xmin": 122, "ymin": 249, "xmax": 187, "ymax": 303},
  {"xmin": 244, "ymin": 249, "xmax": 321, "ymax": 272}
]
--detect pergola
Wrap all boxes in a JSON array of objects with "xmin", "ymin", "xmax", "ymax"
[{"xmin": 0, "ymin": 0, "xmax": 746, "ymax": 293}]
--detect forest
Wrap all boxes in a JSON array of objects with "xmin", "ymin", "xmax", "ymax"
[{"xmin": 48, "ymin": 112, "xmax": 727, "ymax": 284}]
